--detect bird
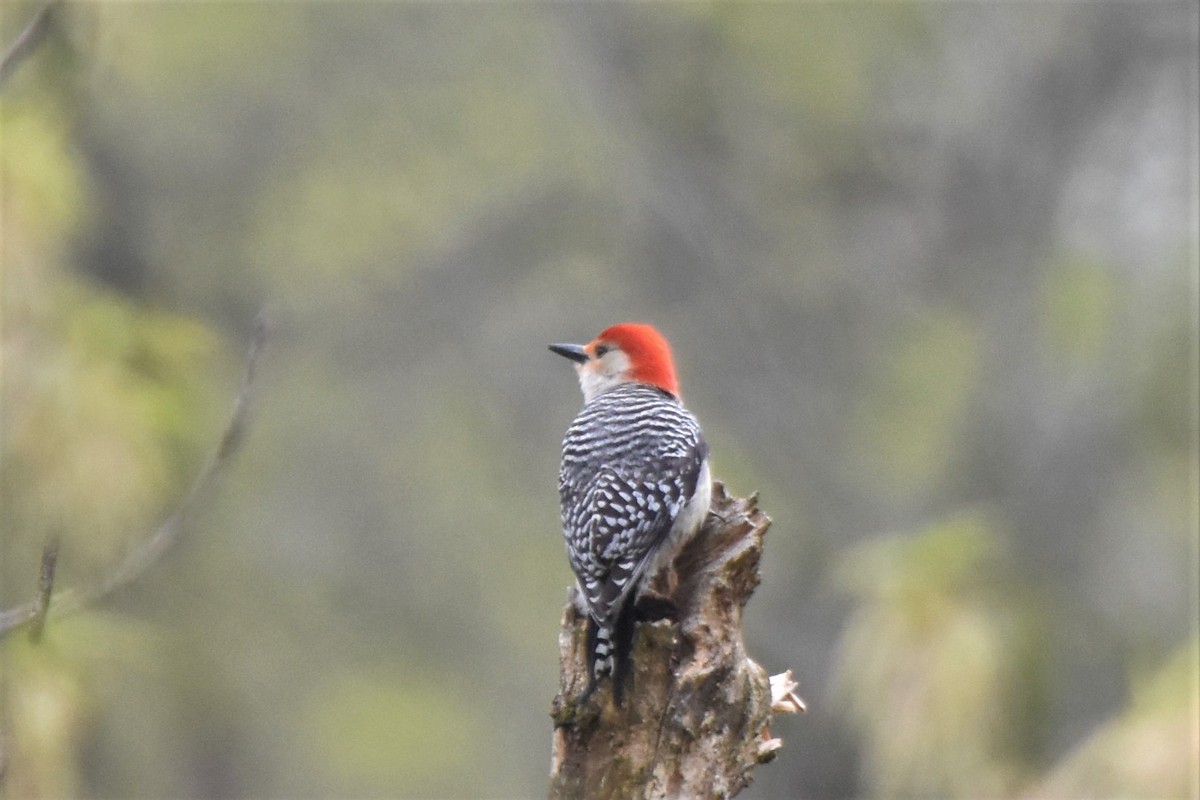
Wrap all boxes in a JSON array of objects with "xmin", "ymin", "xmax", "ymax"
[{"xmin": 550, "ymin": 322, "xmax": 711, "ymax": 705}]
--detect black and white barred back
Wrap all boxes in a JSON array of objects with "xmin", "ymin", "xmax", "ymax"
[{"xmin": 558, "ymin": 382, "xmax": 709, "ymax": 700}]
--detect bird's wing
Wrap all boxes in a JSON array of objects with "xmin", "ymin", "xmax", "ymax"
[{"xmin": 566, "ymin": 464, "xmax": 690, "ymax": 625}]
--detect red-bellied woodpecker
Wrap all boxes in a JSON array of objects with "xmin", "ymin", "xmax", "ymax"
[{"xmin": 550, "ymin": 322, "xmax": 712, "ymax": 705}]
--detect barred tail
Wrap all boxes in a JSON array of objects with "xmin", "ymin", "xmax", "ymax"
[
  {"xmin": 581, "ymin": 620, "xmax": 613, "ymax": 704},
  {"xmin": 592, "ymin": 624, "xmax": 616, "ymax": 680},
  {"xmin": 583, "ymin": 605, "xmax": 638, "ymax": 707}
]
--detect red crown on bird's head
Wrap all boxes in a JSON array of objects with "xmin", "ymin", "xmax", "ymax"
[{"xmin": 594, "ymin": 323, "xmax": 679, "ymax": 398}]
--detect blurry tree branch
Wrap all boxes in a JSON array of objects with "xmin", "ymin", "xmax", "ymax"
[
  {"xmin": 0, "ymin": 1, "xmax": 57, "ymax": 89},
  {"xmin": 26, "ymin": 541, "xmax": 60, "ymax": 643},
  {"xmin": 0, "ymin": 313, "xmax": 268, "ymax": 642},
  {"xmin": 549, "ymin": 483, "xmax": 803, "ymax": 799}
]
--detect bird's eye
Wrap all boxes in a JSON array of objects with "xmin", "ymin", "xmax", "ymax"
[{"xmin": 595, "ymin": 344, "xmax": 611, "ymax": 358}]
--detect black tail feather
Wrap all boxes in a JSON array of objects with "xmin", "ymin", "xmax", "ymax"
[
  {"xmin": 611, "ymin": 602, "xmax": 638, "ymax": 707},
  {"xmin": 580, "ymin": 618, "xmax": 602, "ymax": 704},
  {"xmin": 581, "ymin": 604, "xmax": 640, "ymax": 707}
]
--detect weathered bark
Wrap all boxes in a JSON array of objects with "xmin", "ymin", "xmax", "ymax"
[{"xmin": 549, "ymin": 481, "xmax": 792, "ymax": 799}]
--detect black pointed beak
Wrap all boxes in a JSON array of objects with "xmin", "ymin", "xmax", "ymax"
[{"xmin": 549, "ymin": 343, "xmax": 589, "ymax": 364}]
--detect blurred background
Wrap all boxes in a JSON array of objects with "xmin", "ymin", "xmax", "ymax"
[{"xmin": 2, "ymin": 2, "xmax": 1197, "ymax": 798}]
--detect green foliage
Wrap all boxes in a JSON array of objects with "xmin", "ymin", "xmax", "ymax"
[
  {"xmin": 303, "ymin": 667, "xmax": 481, "ymax": 795},
  {"xmin": 1132, "ymin": 313, "xmax": 1198, "ymax": 540},
  {"xmin": 853, "ymin": 310, "xmax": 981, "ymax": 494},
  {"xmin": 1027, "ymin": 638, "xmax": 1199, "ymax": 798},
  {"xmin": 834, "ymin": 512, "xmax": 1036, "ymax": 797},
  {"xmin": 2, "ymin": 35, "xmax": 226, "ymax": 796},
  {"xmin": 2, "ymin": 606, "xmax": 166, "ymax": 796},
  {"xmin": 2, "ymin": 282, "xmax": 221, "ymax": 595},
  {"xmin": 1039, "ymin": 256, "xmax": 1117, "ymax": 365},
  {"xmin": 718, "ymin": 5, "xmax": 926, "ymax": 131},
  {"xmin": 3, "ymin": 631, "xmax": 89, "ymax": 799},
  {"xmin": 80, "ymin": 3, "xmax": 577, "ymax": 298},
  {"xmin": 0, "ymin": 104, "xmax": 84, "ymax": 246},
  {"xmin": 3, "ymin": 64, "xmax": 225, "ymax": 595}
]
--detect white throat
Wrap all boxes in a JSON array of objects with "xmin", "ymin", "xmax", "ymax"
[{"xmin": 577, "ymin": 350, "xmax": 631, "ymax": 404}]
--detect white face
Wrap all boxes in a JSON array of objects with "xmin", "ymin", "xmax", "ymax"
[{"xmin": 577, "ymin": 346, "xmax": 631, "ymax": 403}]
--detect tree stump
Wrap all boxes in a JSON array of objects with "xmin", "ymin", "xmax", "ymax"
[{"xmin": 549, "ymin": 481, "xmax": 797, "ymax": 799}]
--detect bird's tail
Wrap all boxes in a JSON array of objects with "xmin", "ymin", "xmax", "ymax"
[{"xmin": 583, "ymin": 605, "xmax": 638, "ymax": 706}]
